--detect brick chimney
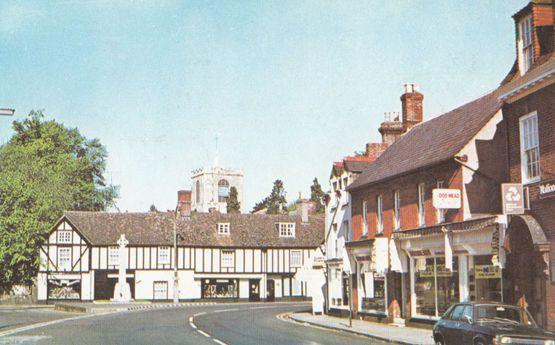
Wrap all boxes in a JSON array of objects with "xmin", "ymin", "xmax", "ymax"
[
  {"xmin": 378, "ymin": 111, "xmax": 404, "ymax": 146},
  {"xmin": 177, "ymin": 190, "xmax": 192, "ymax": 218},
  {"xmin": 401, "ymin": 83, "xmax": 424, "ymax": 131},
  {"xmin": 296, "ymin": 199, "xmax": 316, "ymax": 223}
]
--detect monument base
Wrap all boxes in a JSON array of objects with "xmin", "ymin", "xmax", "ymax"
[{"xmin": 112, "ymin": 282, "xmax": 132, "ymax": 303}]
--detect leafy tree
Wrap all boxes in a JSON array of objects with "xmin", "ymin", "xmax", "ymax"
[
  {"xmin": 251, "ymin": 179, "xmax": 288, "ymax": 214},
  {"xmin": 149, "ymin": 204, "xmax": 158, "ymax": 212},
  {"xmin": 226, "ymin": 186, "xmax": 241, "ymax": 214},
  {"xmin": 0, "ymin": 110, "xmax": 118, "ymax": 292},
  {"xmin": 310, "ymin": 178, "xmax": 325, "ymax": 213},
  {"xmin": 251, "ymin": 197, "xmax": 268, "ymax": 213}
]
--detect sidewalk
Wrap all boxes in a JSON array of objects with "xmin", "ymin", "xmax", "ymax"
[
  {"xmin": 289, "ymin": 312, "xmax": 435, "ymax": 345},
  {"xmin": 55, "ymin": 301, "xmax": 217, "ymax": 313}
]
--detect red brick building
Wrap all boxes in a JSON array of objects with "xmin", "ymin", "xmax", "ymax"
[
  {"xmin": 498, "ymin": 0, "xmax": 554, "ymax": 330},
  {"xmin": 346, "ymin": 84, "xmax": 509, "ymax": 326}
]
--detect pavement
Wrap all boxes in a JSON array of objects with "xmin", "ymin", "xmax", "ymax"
[
  {"xmin": 289, "ymin": 312, "xmax": 435, "ymax": 345},
  {"xmin": 0, "ymin": 302, "xmax": 392, "ymax": 344}
]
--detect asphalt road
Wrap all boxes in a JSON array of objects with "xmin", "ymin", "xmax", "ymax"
[
  {"xmin": 0, "ymin": 307, "xmax": 74, "ymax": 333},
  {"xmin": 0, "ymin": 303, "xmax": 390, "ymax": 344}
]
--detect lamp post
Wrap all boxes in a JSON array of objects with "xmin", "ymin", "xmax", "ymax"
[{"xmin": 173, "ymin": 209, "xmax": 180, "ymax": 304}]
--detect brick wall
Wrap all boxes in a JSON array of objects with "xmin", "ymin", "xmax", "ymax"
[{"xmin": 532, "ymin": 3, "xmax": 554, "ymax": 62}]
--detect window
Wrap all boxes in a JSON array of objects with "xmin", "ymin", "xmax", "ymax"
[
  {"xmin": 436, "ymin": 180, "xmax": 445, "ymax": 224},
  {"xmin": 290, "ymin": 250, "xmax": 302, "ymax": 267},
  {"xmin": 414, "ymin": 256, "xmax": 459, "ymax": 317},
  {"xmin": 278, "ymin": 223, "xmax": 295, "ymax": 238},
  {"xmin": 361, "ymin": 271, "xmax": 386, "ymax": 313},
  {"xmin": 195, "ymin": 180, "xmax": 201, "ymax": 203},
  {"xmin": 393, "ymin": 190, "xmax": 401, "ymax": 230},
  {"xmin": 519, "ymin": 16, "xmax": 534, "ymax": 74},
  {"xmin": 221, "ymin": 250, "xmax": 234, "ymax": 268},
  {"xmin": 158, "ymin": 247, "xmax": 170, "ymax": 265},
  {"xmin": 450, "ymin": 305, "xmax": 465, "ymax": 320},
  {"xmin": 520, "ymin": 112, "xmax": 540, "ymax": 183},
  {"xmin": 108, "ymin": 246, "xmax": 119, "ymax": 267},
  {"xmin": 153, "ymin": 281, "xmax": 168, "ymax": 300},
  {"xmin": 57, "ymin": 231, "xmax": 72, "ymax": 244},
  {"xmin": 218, "ymin": 179, "xmax": 230, "ymax": 203},
  {"xmin": 217, "ymin": 223, "xmax": 230, "ymax": 235},
  {"xmin": 418, "ymin": 183, "xmax": 426, "ymax": 227},
  {"xmin": 343, "ymin": 220, "xmax": 349, "ymax": 241},
  {"xmin": 376, "ymin": 195, "xmax": 383, "ymax": 234},
  {"xmin": 332, "ymin": 181, "xmax": 338, "ymax": 192},
  {"xmin": 362, "ymin": 201, "xmax": 368, "ymax": 235},
  {"xmin": 343, "ymin": 177, "xmax": 348, "ymax": 189},
  {"xmin": 58, "ymin": 247, "xmax": 71, "ymax": 271}
]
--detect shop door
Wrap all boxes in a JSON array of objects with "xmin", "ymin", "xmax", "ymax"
[
  {"xmin": 249, "ymin": 279, "xmax": 260, "ymax": 302},
  {"xmin": 267, "ymin": 280, "xmax": 275, "ymax": 302}
]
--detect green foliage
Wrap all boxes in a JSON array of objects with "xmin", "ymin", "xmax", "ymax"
[
  {"xmin": 310, "ymin": 178, "xmax": 325, "ymax": 213},
  {"xmin": 251, "ymin": 179, "xmax": 288, "ymax": 214},
  {"xmin": 149, "ymin": 204, "xmax": 158, "ymax": 212},
  {"xmin": 0, "ymin": 110, "xmax": 118, "ymax": 292},
  {"xmin": 226, "ymin": 186, "xmax": 241, "ymax": 214}
]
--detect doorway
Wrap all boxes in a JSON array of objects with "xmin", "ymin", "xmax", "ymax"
[
  {"xmin": 249, "ymin": 279, "xmax": 260, "ymax": 302},
  {"xmin": 267, "ymin": 279, "xmax": 275, "ymax": 302}
]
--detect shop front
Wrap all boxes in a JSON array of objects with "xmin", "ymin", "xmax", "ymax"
[
  {"xmin": 201, "ymin": 278, "xmax": 239, "ymax": 299},
  {"xmin": 396, "ymin": 216, "xmax": 506, "ymax": 321},
  {"xmin": 47, "ymin": 274, "xmax": 81, "ymax": 300}
]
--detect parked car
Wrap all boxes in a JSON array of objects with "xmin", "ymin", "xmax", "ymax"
[{"xmin": 433, "ymin": 301, "xmax": 555, "ymax": 345}]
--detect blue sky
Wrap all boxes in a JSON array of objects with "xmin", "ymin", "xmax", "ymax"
[{"xmin": 0, "ymin": 0, "xmax": 526, "ymax": 212}]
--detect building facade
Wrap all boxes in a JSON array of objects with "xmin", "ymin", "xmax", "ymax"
[
  {"xmin": 498, "ymin": 0, "xmax": 554, "ymax": 330},
  {"xmin": 191, "ymin": 166, "xmax": 244, "ymax": 213},
  {"xmin": 37, "ymin": 193, "xmax": 323, "ymax": 302}
]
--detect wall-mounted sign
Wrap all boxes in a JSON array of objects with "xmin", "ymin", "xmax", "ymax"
[
  {"xmin": 539, "ymin": 180, "xmax": 555, "ymax": 199},
  {"xmin": 502, "ymin": 183, "xmax": 524, "ymax": 214},
  {"xmin": 433, "ymin": 189, "xmax": 461, "ymax": 209}
]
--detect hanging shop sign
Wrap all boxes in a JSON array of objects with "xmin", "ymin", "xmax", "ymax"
[
  {"xmin": 475, "ymin": 265, "xmax": 501, "ymax": 279},
  {"xmin": 501, "ymin": 183, "xmax": 524, "ymax": 214},
  {"xmin": 433, "ymin": 189, "xmax": 461, "ymax": 209},
  {"xmin": 539, "ymin": 180, "xmax": 555, "ymax": 199}
]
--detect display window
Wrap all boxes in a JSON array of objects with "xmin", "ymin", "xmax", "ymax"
[
  {"xmin": 48, "ymin": 278, "xmax": 81, "ymax": 300},
  {"xmin": 469, "ymin": 255, "xmax": 502, "ymax": 302},
  {"xmin": 413, "ymin": 256, "xmax": 459, "ymax": 317},
  {"xmin": 360, "ymin": 271, "xmax": 386, "ymax": 313},
  {"xmin": 201, "ymin": 279, "xmax": 239, "ymax": 299}
]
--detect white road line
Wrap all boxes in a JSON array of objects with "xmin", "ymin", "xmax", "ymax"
[
  {"xmin": 213, "ymin": 338, "xmax": 228, "ymax": 345},
  {"xmin": 213, "ymin": 308, "xmax": 238, "ymax": 313},
  {"xmin": 189, "ymin": 316, "xmax": 194, "ymax": 323},
  {"xmin": 197, "ymin": 330, "xmax": 211, "ymax": 338},
  {"xmin": 193, "ymin": 312, "xmax": 206, "ymax": 317},
  {"xmin": 189, "ymin": 322, "xmax": 197, "ymax": 329}
]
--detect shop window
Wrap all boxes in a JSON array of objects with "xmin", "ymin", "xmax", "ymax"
[
  {"xmin": 158, "ymin": 247, "xmax": 170, "ymax": 265},
  {"xmin": 414, "ymin": 257, "xmax": 459, "ymax": 317},
  {"xmin": 290, "ymin": 250, "xmax": 302, "ymax": 267},
  {"xmin": 57, "ymin": 248, "xmax": 71, "ymax": 271},
  {"xmin": 221, "ymin": 250, "xmax": 234, "ymax": 268},
  {"xmin": 469, "ymin": 255, "xmax": 502, "ymax": 302},
  {"xmin": 360, "ymin": 271, "xmax": 386, "ymax": 313},
  {"xmin": 57, "ymin": 231, "xmax": 72, "ymax": 244},
  {"xmin": 201, "ymin": 279, "xmax": 238, "ymax": 299},
  {"xmin": 48, "ymin": 279, "xmax": 80, "ymax": 300}
]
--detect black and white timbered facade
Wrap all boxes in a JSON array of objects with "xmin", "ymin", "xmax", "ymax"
[{"xmin": 38, "ymin": 210, "xmax": 324, "ymax": 302}]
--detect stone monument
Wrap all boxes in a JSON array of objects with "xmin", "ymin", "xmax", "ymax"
[{"xmin": 112, "ymin": 234, "xmax": 132, "ymax": 303}]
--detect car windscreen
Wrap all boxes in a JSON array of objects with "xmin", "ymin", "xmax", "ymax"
[{"xmin": 475, "ymin": 305, "xmax": 536, "ymax": 326}]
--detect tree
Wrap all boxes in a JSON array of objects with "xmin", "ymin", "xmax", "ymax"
[
  {"xmin": 251, "ymin": 179, "xmax": 288, "ymax": 214},
  {"xmin": 0, "ymin": 110, "xmax": 119, "ymax": 292},
  {"xmin": 149, "ymin": 204, "xmax": 158, "ymax": 212},
  {"xmin": 310, "ymin": 178, "xmax": 325, "ymax": 213},
  {"xmin": 226, "ymin": 186, "xmax": 241, "ymax": 214}
]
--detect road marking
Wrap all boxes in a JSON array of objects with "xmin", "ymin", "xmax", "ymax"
[
  {"xmin": 213, "ymin": 308, "xmax": 238, "ymax": 313},
  {"xmin": 189, "ymin": 322, "xmax": 197, "ymax": 329},
  {"xmin": 197, "ymin": 330, "xmax": 211, "ymax": 338},
  {"xmin": 213, "ymin": 339, "xmax": 228, "ymax": 345},
  {"xmin": 193, "ymin": 312, "xmax": 206, "ymax": 317}
]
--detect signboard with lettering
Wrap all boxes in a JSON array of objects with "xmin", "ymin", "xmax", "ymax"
[
  {"xmin": 475, "ymin": 265, "xmax": 501, "ymax": 279},
  {"xmin": 539, "ymin": 180, "xmax": 555, "ymax": 199},
  {"xmin": 501, "ymin": 183, "xmax": 524, "ymax": 215},
  {"xmin": 433, "ymin": 189, "xmax": 462, "ymax": 209}
]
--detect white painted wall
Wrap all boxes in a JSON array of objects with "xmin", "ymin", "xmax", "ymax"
[
  {"xmin": 37, "ymin": 273, "xmax": 47, "ymax": 301},
  {"xmin": 191, "ymin": 166, "xmax": 244, "ymax": 213}
]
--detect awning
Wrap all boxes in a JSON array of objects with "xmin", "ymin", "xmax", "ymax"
[{"xmin": 392, "ymin": 216, "xmax": 498, "ymax": 240}]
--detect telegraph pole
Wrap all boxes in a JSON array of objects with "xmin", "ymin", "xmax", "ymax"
[{"xmin": 173, "ymin": 208, "xmax": 179, "ymax": 303}]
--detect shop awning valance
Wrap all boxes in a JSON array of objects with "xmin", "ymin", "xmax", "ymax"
[{"xmin": 392, "ymin": 216, "xmax": 498, "ymax": 240}]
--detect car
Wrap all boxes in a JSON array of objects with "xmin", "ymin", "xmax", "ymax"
[{"xmin": 432, "ymin": 301, "xmax": 555, "ymax": 345}]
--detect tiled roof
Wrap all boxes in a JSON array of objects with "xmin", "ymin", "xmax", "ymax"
[
  {"xmin": 347, "ymin": 89, "xmax": 502, "ymax": 191},
  {"xmin": 343, "ymin": 160, "xmax": 374, "ymax": 173},
  {"xmin": 63, "ymin": 211, "xmax": 324, "ymax": 248},
  {"xmin": 499, "ymin": 54, "xmax": 555, "ymax": 99}
]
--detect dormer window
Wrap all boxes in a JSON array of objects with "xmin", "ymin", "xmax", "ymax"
[
  {"xmin": 278, "ymin": 222, "xmax": 295, "ymax": 238},
  {"xmin": 217, "ymin": 222, "xmax": 230, "ymax": 235},
  {"xmin": 519, "ymin": 15, "xmax": 534, "ymax": 75}
]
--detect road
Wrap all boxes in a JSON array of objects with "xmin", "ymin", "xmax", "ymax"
[{"xmin": 0, "ymin": 303, "xmax": 390, "ymax": 344}]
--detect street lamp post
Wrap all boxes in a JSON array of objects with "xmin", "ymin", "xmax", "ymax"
[{"xmin": 173, "ymin": 210, "xmax": 179, "ymax": 304}]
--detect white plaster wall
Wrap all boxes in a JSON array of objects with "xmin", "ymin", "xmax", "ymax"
[
  {"xmin": 135, "ymin": 270, "xmax": 174, "ymax": 300},
  {"xmin": 239, "ymin": 279, "xmax": 249, "ymax": 299},
  {"xmin": 458, "ymin": 109, "xmax": 504, "ymax": 220},
  {"xmin": 37, "ymin": 273, "xmax": 47, "ymax": 301},
  {"xmin": 178, "ymin": 270, "xmax": 200, "ymax": 299},
  {"xmin": 81, "ymin": 272, "xmax": 93, "ymax": 300}
]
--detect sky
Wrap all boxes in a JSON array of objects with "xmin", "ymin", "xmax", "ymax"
[{"xmin": 0, "ymin": 0, "xmax": 527, "ymax": 212}]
